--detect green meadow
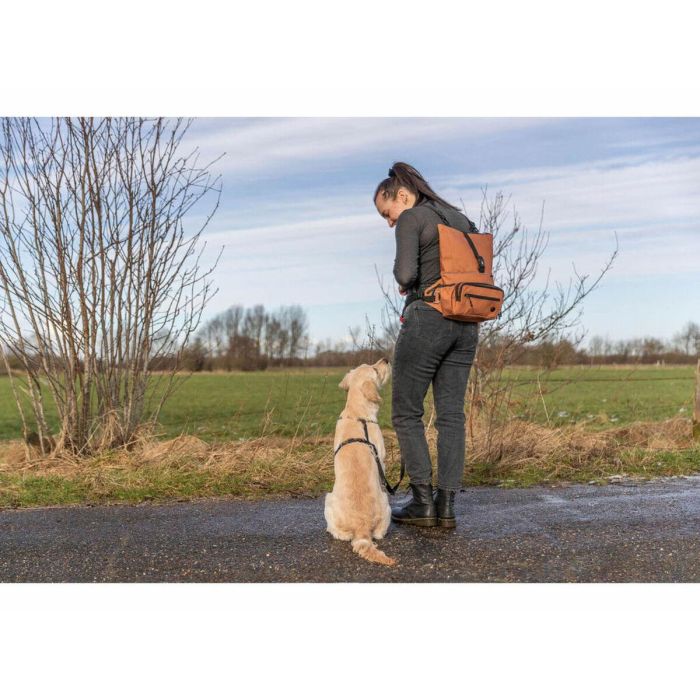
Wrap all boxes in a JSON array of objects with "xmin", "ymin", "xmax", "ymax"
[{"xmin": 0, "ymin": 365, "xmax": 694, "ymax": 443}]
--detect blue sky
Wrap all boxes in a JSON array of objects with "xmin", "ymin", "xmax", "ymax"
[{"xmin": 184, "ymin": 118, "xmax": 700, "ymax": 349}]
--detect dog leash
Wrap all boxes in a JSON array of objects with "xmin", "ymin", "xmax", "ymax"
[{"xmin": 334, "ymin": 417, "xmax": 405, "ymax": 495}]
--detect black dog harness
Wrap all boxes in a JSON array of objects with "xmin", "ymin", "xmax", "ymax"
[{"xmin": 334, "ymin": 417, "xmax": 404, "ymax": 495}]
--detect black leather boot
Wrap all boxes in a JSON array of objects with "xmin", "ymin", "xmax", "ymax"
[
  {"xmin": 391, "ymin": 483, "xmax": 437, "ymax": 527},
  {"xmin": 435, "ymin": 489, "xmax": 456, "ymax": 529}
]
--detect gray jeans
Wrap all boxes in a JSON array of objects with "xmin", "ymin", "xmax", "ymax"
[{"xmin": 391, "ymin": 300, "xmax": 479, "ymax": 491}]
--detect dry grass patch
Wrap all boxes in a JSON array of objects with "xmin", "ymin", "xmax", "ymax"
[
  {"xmin": 469, "ymin": 417, "xmax": 693, "ymax": 466},
  {"xmin": 0, "ymin": 433, "xmax": 339, "ymax": 508},
  {"xmin": 461, "ymin": 417, "xmax": 699, "ymax": 485},
  {"xmin": 1, "ymin": 418, "xmax": 699, "ymax": 509}
]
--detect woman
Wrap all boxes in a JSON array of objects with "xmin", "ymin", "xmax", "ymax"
[{"xmin": 374, "ymin": 162, "xmax": 479, "ymax": 529}]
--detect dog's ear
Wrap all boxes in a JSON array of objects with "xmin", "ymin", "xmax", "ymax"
[
  {"xmin": 339, "ymin": 372, "xmax": 351, "ymax": 392},
  {"xmin": 360, "ymin": 380, "xmax": 381, "ymax": 404}
]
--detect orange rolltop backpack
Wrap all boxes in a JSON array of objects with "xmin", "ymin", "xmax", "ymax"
[{"xmin": 421, "ymin": 203, "xmax": 504, "ymax": 323}]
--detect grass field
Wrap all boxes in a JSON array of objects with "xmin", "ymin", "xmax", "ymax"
[
  {"xmin": 498, "ymin": 365, "xmax": 695, "ymax": 429},
  {"xmin": 1, "ymin": 364, "xmax": 698, "ymax": 509},
  {"xmin": 0, "ymin": 365, "xmax": 695, "ymax": 442}
]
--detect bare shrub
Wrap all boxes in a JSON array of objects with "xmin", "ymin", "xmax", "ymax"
[{"xmin": 0, "ymin": 118, "xmax": 221, "ymax": 455}]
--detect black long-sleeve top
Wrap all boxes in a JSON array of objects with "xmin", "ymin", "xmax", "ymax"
[{"xmin": 393, "ymin": 199, "xmax": 478, "ymax": 308}]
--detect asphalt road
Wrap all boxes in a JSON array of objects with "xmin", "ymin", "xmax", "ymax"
[{"xmin": 3, "ymin": 477, "xmax": 700, "ymax": 582}]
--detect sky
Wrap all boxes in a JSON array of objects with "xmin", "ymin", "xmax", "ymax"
[{"xmin": 183, "ymin": 118, "xmax": 700, "ymax": 350}]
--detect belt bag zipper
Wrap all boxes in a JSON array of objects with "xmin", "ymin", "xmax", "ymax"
[{"xmin": 455, "ymin": 282, "xmax": 504, "ymax": 302}]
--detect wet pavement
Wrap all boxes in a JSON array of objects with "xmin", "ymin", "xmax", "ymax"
[{"xmin": 3, "ymin": 477, "xmax": 700, "ymax": 582}]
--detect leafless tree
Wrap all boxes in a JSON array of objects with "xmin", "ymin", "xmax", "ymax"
[
  {"xmin": 196, "ymin": 303, "xmax": 310, "ymax": 369},
  {"xmin": 224, "ymin": 306, "xmax": 243, "ymax": 339},
  {"xmin": 672, "ymin": 321, "xmax": 700, "ymax": 357},
  {"xmin": 346, "ymin": 315, "xmax": 387, "ymax": 366},
  {"xmin": 588, "ymin": 335, "xmax": 605, "ymax": 363},
  {"xmin": 263, "ymin": 313, "xmax": 282, "ymax": 362},
  {"xmin": 0, "ymin": 117, "xmax": 222, "ymax": 455},
  {"xmin": 204, "ymin": 316, "xmax": 226, "ymax": 357},
  {"xmin": 286, "ymin": 305, "xmax": 308, "ymax": 362}
]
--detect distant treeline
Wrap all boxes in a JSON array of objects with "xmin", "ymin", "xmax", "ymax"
[
  {"xmin": 169, "ymin": 304, "xmax": 387, "ymax": 371},
  {"xmin": 579, "ymin": 322, "xmax": 700, "ymax": 366},
  {"xmin": 480, "ymin": 321, "xmax": 700, "ymax": 368},
  {"xmin": 486, "ymin": 337, "xmax": 698, "ymax": 368},
  {"xmin": 2, "ymin": 308, "xmax": 698, "ymax": 375},
  {"xmin": 175, "ymin": 312, "xmax": 700, "ymax": 371}
]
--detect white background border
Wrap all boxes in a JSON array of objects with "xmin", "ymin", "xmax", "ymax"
[{"xmin": 2, "ymin": 1, "xmax": 699, "ymax": 697}]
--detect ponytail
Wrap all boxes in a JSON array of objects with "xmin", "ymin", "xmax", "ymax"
[{"xmin": 373, "ymin": 161, "xmax": 458, "ymax": 211}]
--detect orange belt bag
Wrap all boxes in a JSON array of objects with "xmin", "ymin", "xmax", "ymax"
[{"xmin": 421, "ymin": 206, "xmax": 504, "ymax": 323}]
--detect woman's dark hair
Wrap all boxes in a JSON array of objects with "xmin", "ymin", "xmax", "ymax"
[{"xmin": 373, "ymin": 161, "xmax": 458, "ymax": 210}]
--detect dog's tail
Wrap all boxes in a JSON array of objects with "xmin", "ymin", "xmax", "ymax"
[{"xmin": 351, "ymin": 535, "xmax": 396, "ymax": 566}]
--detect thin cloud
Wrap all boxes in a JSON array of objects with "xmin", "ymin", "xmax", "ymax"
[
  {"xmin": 441, "ymin": 151, "xmax": 700, "ymax": 236},
  {"xmin": 184, "ymin": 117, "xmax": 556, "ymax": 176}
]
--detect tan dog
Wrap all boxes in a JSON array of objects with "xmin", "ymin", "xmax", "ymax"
[{"xmin": 324, "ymin": 358, "xmax": 395, "ymax": 566}]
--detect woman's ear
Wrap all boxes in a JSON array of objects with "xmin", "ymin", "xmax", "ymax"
[
  {"xmin": 360, "ymin": 380, "xmax": 381, "ymax": 404},
  {"xmin": 339, "ymin": 372, "xmax": 351, "ymax": 391},
  {"xmin": 397, "ymin": 186, "xmax": 413, "ymax": 205}
]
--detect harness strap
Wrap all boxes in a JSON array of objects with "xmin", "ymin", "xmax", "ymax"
[{"xmin": 334, "ymin": 417, "xmax": 405, "ymax": 495}]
